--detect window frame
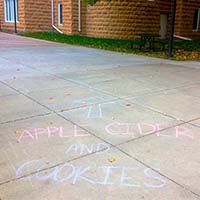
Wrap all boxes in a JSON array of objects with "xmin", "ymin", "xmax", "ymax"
[
  {"xmin": 193, "ymin": 8, "xmax": 200, "ymax": 32},
  {"xmin": 58, "ymin": 2, "xmax": 63, "ymax": 25},
  {"xmin": 4, "ymin": 0, "xmax": 19, "ymax": 23}
]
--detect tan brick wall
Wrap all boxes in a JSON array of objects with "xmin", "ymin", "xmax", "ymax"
[
  {"xmin": 24, "ymin": 0, "xmax": 51, "ymax": 32},
  {"xmin": 0, "ymin": 0, "xmax": 51, "ymax": 32},
  {"xmin": 70, "ymin": 0, "xmax": 200, "ymax": 40},
  {"xmin": 53, "ymin": 0, "xmax": 86, "ymax": 35},
  {"xmin": 71, "ymin": 0, "xmax": 78, "ymax": 34},
  {"xmin": 69, "ymin": 0, "xmax": 172, "ymax": 39},
  {"xmin": 175, "ymin": 0, "xmax": 200, "ymax": 39},
  {"xmin": 0, "ymin": 0, "xmax": 26, "ymax": 32},
  {"xmin": 53, "ymin": 0, "xmax": 73, "ymax": 34},
  {"xmin": 1, "ymin": 0, "xmax": 199, "ymax": 39},
  {"xmin": 52, "ymin": 0, "xmax": 87, "ymax": 35},
  {"xmin": 70, "ymin": 0, "xmax": 86, "ymax": 35}
]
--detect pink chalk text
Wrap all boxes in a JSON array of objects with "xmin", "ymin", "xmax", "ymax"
[{"xmin": 17, "ymin": 125, "xmax": 90, "ymax": 142}]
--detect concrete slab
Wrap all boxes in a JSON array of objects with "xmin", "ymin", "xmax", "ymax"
[
  {"xmin": 128, "ymin": 84, "xmax": 200, "ymax": 122},
  {"xmin": 118, "ymin": 124, "xmax": 200, "ymax": 195},
  {"xmin": 105, "ymin": 63, "xmax": 190, "ymax": 74},
  {"xmin": 0, "ymin": 114, "xmax": 105, "ymax": 184},
  {"xmin": 0, "ymin": 148, "xmax": 199, "ymax": 200},
  {"xmin": 27, "ymin": 85, "xmax": 116, "ymax": 111},
  {"xmin": 57, "ymin": 65, "xmax": 200, "ymax": 98},
  {"xmin": 133, "ymin": 69, "xmax": 200, "ymax": 92},
  {"xmin": 60, "ymin": 100, "xmax": 181, "ymax": 145},
  {"xmin": 0, "ymin": 94, "xmax": 50, "ymax": 123},
  {"xmin": 2, "ymin": 74, "xmax": 75, "ymax": 93},
  {"xmin": 0, "ymin": 32, "xmax": 61, "ymax": 50},
  {"xmin": 91, "ymin": 78, "xmax": 160, "ymax": 98},
  {"xmin": 0, "ymin": 82, "xmax": 18, "ymax": 97},
  {"xmin": 0, "ymin": 33, "xmax": 200, "ymax": 199},
  {"xmin": 189, "ymin": 119, "xmax": 200, "ymax": 127},
  {"xmin": 0, "ymin": 64, "xmax": 45, "ymax": 82},
  {"xmin": 172, "ymin": 61, "xmax": 200, "ymax": 70},
  {"xmin": 56, "ymin": 63, "xmax": 194, "ymax": 94},
  {"xmin": 0, "ymin": 45, "xmax": 161, "ymax": 70}
]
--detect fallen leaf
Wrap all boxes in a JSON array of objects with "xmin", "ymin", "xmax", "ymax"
[
  {"xmin": 48, "ymin": 97, "xmax": 53, "ymax": 100},
  {"xmin": 15, "ymin": 130, "xmax": 21, "ymax": 135},
  {"xmin": 108, "ymin": 156, "xmax": 116, "ymax": 163},
  {"xmin": 126, "ymin": 103, "xmax": 132, "ymax": 107}
]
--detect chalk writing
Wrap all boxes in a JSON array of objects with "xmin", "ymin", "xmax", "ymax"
[
  {"xmin": 175, "ymin": 125, "xmax": 194, "ymax": 139},
  {"xmin": 65, "ymin": 143, "xmax": 110, "ymax": 155},
  {"xmin": 16, "ymin": 122, "xmax": 194, "ymax": 142},
  {"xmin": 87, "ymin": 104, "xmax": 102, "ymax": 118},
  {"xmin": 73, "ymin": 97, "xmax": 116, "ymax": 118},
  {"xmin": 17, "ymin": 125, "xmax": 90, "ymax": 142},
  {"xmin": 105, "ymin": 122, "xmax": 194, "ymax": 139},
  {"xmin": 16, "ymin": 160, "xmax": 166, "ymax": 188},
  {"xmin": 73, "ymin": 97, "xmax": 105, "ymax": 104}
]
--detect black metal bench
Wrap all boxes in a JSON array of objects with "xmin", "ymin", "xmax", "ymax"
[
  {"xmin": 130, "ymin": 40, "xmax": 145, "ymax": 49},
  {"xmin": 130, "ymin": 35, "xmax": 167, "ymax": 51},
  {"xmin": 150, "ymin": 39, "xmax": 167, "ymax": 51}
]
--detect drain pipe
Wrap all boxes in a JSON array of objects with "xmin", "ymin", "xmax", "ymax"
[
  {"xmin": 78, "ymin": 0, "xmax": 81, "ymax": 32},
  {"xmin": 51, "ymin": 0, "xmax": 63, "ymax": 34},
  {"xmin": 52, "ymin": 24, "xmax": 63, "ymax": 34},
  {"xmin": 174, "ymin": 35, "xmax": 192, "ymax": 41},
  {"xmin": 51, "ymin": 0, "xmax": 54, "ymax": 27}
]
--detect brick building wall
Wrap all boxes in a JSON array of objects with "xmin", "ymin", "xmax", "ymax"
[
  {"xmin": 24, "ymin": 0, "xmax": 52, "ymax": 32},
  {"xmin": 69, "ymin": 0, "xmax": 86, "ymax": 34},
  {"xmin": 73, "ymin": 0, "xmax": 200, "ymax": 39},
  {"xmin": 77, "ymin": 0, "xmax": 172, "ymax": 39},
  {"xmin": 175, "ymin": 0, "xmax": 200, "ymax": 39},
  {"xmin": 52, "ymin": 0, "xmax": 86, "ymax": 35},
  {"xmin": 0, "ymin": 0, "xmax": 26, "ymax": 32},
  {"xmin": 0, "ymin": 0, "xmax": 200, "ymax": 39},
  {"xmin": 53, "ymin": 0, "xmax": 73, "ymax": 34},
  {"xmin": 0, "ymin": 0, "xmax": 52, "ymax": 32}
]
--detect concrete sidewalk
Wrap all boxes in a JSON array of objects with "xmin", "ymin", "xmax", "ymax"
[{"xmin": 0, "ymin": 32, "xmax": 200, "ymax": 200}]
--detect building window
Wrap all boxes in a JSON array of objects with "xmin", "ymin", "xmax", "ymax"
[
  {"xmin": 58, "ymin": 3, "xmax": 63, "ymax": 25},
  {"xmin": 193, "ymin": 8, "xmax": 200, "ymax": 31},
  {"xmin": 4, "ymin": 0, "xmax": 18, "ymax": 22}
]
